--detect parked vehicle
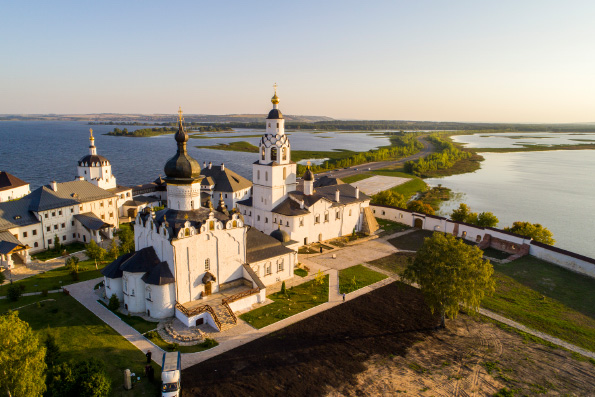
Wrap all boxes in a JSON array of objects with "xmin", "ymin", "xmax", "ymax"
[{"xmin": 161, "ymin": 352, "xmax": 181, "ymax": 397}]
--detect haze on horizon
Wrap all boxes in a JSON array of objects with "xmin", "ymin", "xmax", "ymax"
[{"xmin": 1, "ymin": 1, "xmax": 595, "ymax": 123}]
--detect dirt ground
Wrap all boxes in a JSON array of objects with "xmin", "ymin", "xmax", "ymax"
[{"xmin": 181, "ymin": 282, "xmax": 595, "ymax": 397}]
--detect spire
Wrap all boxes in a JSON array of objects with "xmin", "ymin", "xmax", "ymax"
[
  {"xmin": 89, "ymin": 128, "xmax": 97, "ymax": 155},
  {"xmin": 175, "ymin": 106, "xmax": 188, "ymax": 145},
  {"xmin": 217, "ymin": 193, "xmax": 229, "ymax": 215},
  {"xmin": 164, "ymin": 107, "xmax": 202, "ymax": 181},
  {"xmin": 271, "ymin": 83, "xmax": 279, "ymax": 107}
]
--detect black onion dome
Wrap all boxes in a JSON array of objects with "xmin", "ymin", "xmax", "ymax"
[
  {"xmin": 164, "ymin": 115, "xmax": 202, "ymax": 181},
  {"xmin": 271, "ymin": 228, "xmax": 290, "ymax": 243},
  {"xmin": 303, "ymin": 167, "xmax": 314, "ymax": 181},
  {"xmin": 267, "ymin": 108, "xmax": 284, "ymax": 120},
  {"xmin": 78, "ymin": 154, "xmax": 110, "ymax": 166}
]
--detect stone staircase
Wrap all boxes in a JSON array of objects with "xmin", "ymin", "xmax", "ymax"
[{"xmin": 210, "ymin": 301, "xmax": 237, "ymax": 332}]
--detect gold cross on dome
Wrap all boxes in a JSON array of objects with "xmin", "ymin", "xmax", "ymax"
[
  {"xmin": 89, "ymin": 128, "xmax": 93, "ymax": 138},
  {"xmin": 178, "ymin": 106, "xmax": 184, "ymax": 122},
  {"xmin": 273, "ymin": 82, "xmax": 278, "ymax": 94}
]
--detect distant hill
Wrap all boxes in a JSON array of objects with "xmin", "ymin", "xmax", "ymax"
[{"xmin": 0, "ymin": 113, "xmax": 334, "ymax": 123}]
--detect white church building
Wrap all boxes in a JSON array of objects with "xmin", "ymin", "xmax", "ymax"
[
  {"xmin": 237, "ymin": 88, "xmax": 377, "ymax": 245},
  {"xmin": 102, "ymin": 109, "xmax": 297, "ymax": 329}
]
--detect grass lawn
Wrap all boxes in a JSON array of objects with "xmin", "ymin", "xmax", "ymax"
[
  {"xmin": 145, "ymin": 331, "xmax": 218, "ymax": 354},
  {"xmin": 1, "ymin": 293, "xmax": 161, "ymax": 396},
  {"xmin": 97, "ymin": 299, "xmax": 159, "ymax": 334},
  {"xmin": 338, "ymin": 265, "xmax": 387, "ymax": 294},
  {"xmin": 482, "ymin": 247, "xmax": 511, "ymax": 260},
  {"xmin": 341, "ymin": 173, "xmax": 373, "ymax": 184},
  {"xmin": 370, "ymin": 169, "xmax": 428, "ymax": 200},
  {"xmin": 388, "ymin": 229, "xmax": 435, "ymax": 251},
  {"xmin": 294, "ymin": 268, "xmax": 308, "ymax": 277},
  {"xmin": 376, "ymin": 218, "xmax": 411, "ymax": 236},
  {"xmin": 367, "ymin": 252, "xmax": 416, "ymax": 275},
  {"xmin": 196, "ymin": 141, "xmax": 259, "ymax": 152},
  {"xmin": 0, "ymin": 260, "xmax": 107, "ymax": 296},
  {"xmin": 31, "ymin": 242, "xmax": 86, "ymax": 261},
  {"xmin": 298, "ymin": 246, "xmax": 319, "ymax": 254},
  {"xmin": 240, "ymin": 275, "xmax": 329, "ymax": 329},
  {"xmin": 481, "ymin": 256, "xmax": 595, "ymax": 352}
]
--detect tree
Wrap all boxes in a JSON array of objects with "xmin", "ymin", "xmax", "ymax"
[
  {"xmin": 280, "ymin": 281, "xmax": 287, "ymax": 296},
  {"xmin": 53, "ymin": 234, "xmax": 61, "ymax": 252},
  {"xmin": 0, "ymin": 311, "xmax": 47, "ymax": 396},
  {"xmin": 0, "ymin": 271, "xmax": 5, "ymax": 291},
  {"xmin": 85, "ymin": 240, "xmax": 106, "ymax": 266},
  {"xmin": 504, "ymin": 221, "xmax": 555, "ymax": 245},
  {"xmin": 108, "ymin": 294, "xmax": 120, "ymax": 311},
  {"xmin": 44, "ymin": 334, "xmax": 61, "ymax": 368},
  {"xmin": 107, "ymin": 240, "xmax": 119, "ymax": 261},
  {"xmin": 401, "ymin": 232, "xmax": 495, "ymax": 328},
  {"xmin": 476, "ymin": 212, "xmax": 499, "ymax": 228},
  {"xmin": 450, "ymin": 203, "xmax": 471, "ymax": 222},
  {"xmin": 450, "ymin": 204, "xmax": 499, "ymax": 227},
  {"xmin": 370, "ymin": 190, "xmax": 407, "ymax": 208},
  {"xmin": 65, "ymin": 256, "xmax": 80, "ymax": 280},
  {"xmin": 46, "ymin": 359, "xmax": 110, "ymax": 397},
  {"xmin": 407, "ymin": 200, "xmax": 435, "ymax": 215},
  {"xmin": 7, "ymin": 284, "xmax": 22, "ymax": 302},
  {"xmin": 116, "ymin": 226, "xmax": 134, "ymax": 254}
]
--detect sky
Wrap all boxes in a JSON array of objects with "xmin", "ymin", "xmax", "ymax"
[{"xmin": 1, "ymin": 1, "xmax": 595, "ymax": 123}]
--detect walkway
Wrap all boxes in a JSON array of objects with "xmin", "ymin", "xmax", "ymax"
[{"xmin": 66, "ymin": 279, "xmax": 165, "ymax": 366}]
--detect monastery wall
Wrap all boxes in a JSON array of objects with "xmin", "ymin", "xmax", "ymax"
[{"xmin": 370, "ymin": 204, "xmax": 595, "ymax": 279}]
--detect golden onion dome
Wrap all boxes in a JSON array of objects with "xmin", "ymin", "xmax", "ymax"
[{"xmin": 271, "ymin": 93, "xmax": 279, "ymax": 105}]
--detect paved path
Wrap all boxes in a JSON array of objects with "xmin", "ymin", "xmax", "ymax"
[
  {"xmin": 66, "ymin": 279, "xmax": 165, "ymax": 366},
  {"xmin": 0, "ymin": 289, "xmax": 63, "ymax": 300}
]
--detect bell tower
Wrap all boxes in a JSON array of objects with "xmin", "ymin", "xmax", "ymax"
[{"xmin": 252, "ymin": 85, "xmax": 297, "ymax": 231}]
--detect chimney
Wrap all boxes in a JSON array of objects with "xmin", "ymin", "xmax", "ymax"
[
  {"xmin": 208, "ymin": 161, "xmax": 212, "ymax": 169},
  {"xmin": 50, "ymin": 181, "xmax": 58, "ymax": 191},
  {"xmin": 221, "ymin": 163, "xmax": 225, "ymax": 171},
  {"xmin": 300, "ymin": 200, "xmax": 304, "ymax": 209},
  {"xmin": 355, "ymin": 187, "xmax": 359, "ymax": 199},
  {"xmin": 335, "ymin": 189, "xmax": 340, "ymax": 202}
]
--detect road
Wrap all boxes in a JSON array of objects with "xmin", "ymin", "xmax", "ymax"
[{"xmin": 313, "ymin": 137, "xmax": 434, "ymax": 180}]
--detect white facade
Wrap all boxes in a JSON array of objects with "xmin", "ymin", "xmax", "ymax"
[
  {"xmin": 0, "ymin": 184, "xmax": 30, "ymax": 203},
  {"xmin": 77, "ymin": 129, "xmax": 117, "ymax": 190}
]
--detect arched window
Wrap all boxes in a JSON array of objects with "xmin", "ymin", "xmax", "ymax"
[
  {"xmin": 185, "ymin": 228, "xmax": 190, "ymax": 236},
  {"xmin": 283, "ymin": 167, "xmax": 287, "ymax": 179},
  {"xmin": 261, "ymin": 147, "xmax": 265, "ymax": 160},
  {"xmin": 282, "ymin": 147, "xmax": 287, "ymax": 161},
  {"xmin": 271, "ymin": 147, "xmax": 278, "ymax": 161},
  {"xmin": 265, "ymin": 172, "xmax": 268, "ymax": 181},
  {"xmin": 257, "ymin": 170, "xmax": 260, "ymax": 180}
]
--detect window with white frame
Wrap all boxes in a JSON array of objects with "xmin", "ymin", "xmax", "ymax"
[
  {"xmin": 205, "ymin": 258, "xmax": 210, "ymax": 271},
  {"xmin": 277, "ymin": 259, "xmax": 284, "ymax": 272},
  {"xmin": 266, "ymin": 262, "xmax": 272, "ymax": 275}
]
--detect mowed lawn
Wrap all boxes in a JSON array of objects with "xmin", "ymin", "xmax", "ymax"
[
  {"xmin": 0, "ymin": 293, "xmax": 161, "ymax": 396},
  {"xmin": 0, "ymin": 259, "xmax": 107, "ymax": 296},
  {"xmin": 240, "ymin": 275, "xmax": 329, "ymax": 329},
  {"xmin": 338, "ymin": 265, "xmax": 387, "ymax": 294},
  {"xmin": 482, "ymin": 256, "xmax": 595, "ymax": 353}
]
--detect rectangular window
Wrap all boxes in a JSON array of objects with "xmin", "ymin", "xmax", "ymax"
[
  {"xmin": 205, "ymin": 258, "xmax": 210, "ymax": 271},
  {"xmin": 277, "ymin": 259, "xmax": 284, "ymax": 272},
  {"xmin": 299, "ymin": 218, "xmax": 304, "ymax": 227},
  {"xmin": 101, "ymin": 215, "xmax": 105, "ymax": 220},
  {"xmin": 23, "ymin": 232, "xmax": 28, "ymax": 238},
  {"xmin": 315, "ymin": 215, "xmax": 320, "ymax": 224},
  {"xmin": 257, "ymin": 215, "xmax": 261, "ymax": 221},
  {"xmin": 100, "ymin": 202, "xmax": 104, "ymax": 207},
  {"xmin": 61, "ymin": 223, "xmax": 65, "ymax": 228},
  {"xmin": 52, "ymin": 212, "xmax": 56, "ymax": 217},
  {"xmin": 58, "ymin": 210, "xmax": 62, "ymax": 215},
  {"xmin": 33, "ymin": 230, "xmax": 37, "ymax": 236},
  {"xmin": 72, "ymin": 233, "xmax": 76, "ymax": 238},
  {"xmin": 71, "ymin": 221, "xmax": 75, "ymax": 226},
  {"xmin": 265, "ymin": 217, "xmax": 268, "ymax": 223},
  {"xmin": 54, "ymin": 225, "xmax": 58, "ymax": 230},
  {"xmin": 324, "ymin": 213, "xmax": 329, "ymax": 222},
  {"xmin": 79, "ymin": 205, "xmax": 83, "ymax": 211},
  {"xmin": 48, "ymin": 239, "xmax": 51, "ymax": 245},
  {"xmin": 266, "ymin": 263, "xmax": 272, "ymax": 275},
  {"xmin": 62, "ymin": 235, "xmax": 66, "ymax": 241},
  {"xmin": 335, "ymin": 212, "xmax": 340, "ymax": 220},
  {"xmin": 109, "ymin": 212, "xmax": 113, "ymax": 218},
  {"xmin": 70, "ymin": 207, "xmax": 74, "ymax": 213},
  {"xmin": 44, "ymin": 213, "xmax": 48, "ymax": 219},
  {"xmin": 47, "ymin": 226, "xmax": 51, "ymax": 232}
]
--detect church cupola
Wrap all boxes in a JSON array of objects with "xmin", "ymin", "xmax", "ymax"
[
  {"xmin": 164, "ymin": 107, "xmax": 203, "ymax": 211},
  {"xmin": 303, "ymin": 165, "xmax": 314, "ymax": 195},
  {"xmin": 265, "ymin": 83, "xmax": 285, "ymax": 136},
  {"xmin": 77, "ymin": 128, "xmax": 116, "ymax": 189},
  {"xmin": 259, "ymin": 84, "xmax": 291, "ymax": 165},
  {"xmin": 89, "ymin": 129, "xmax": 97, "ymax": 155},
  {"xmin": 164, "ymin": 107, "xmax": 202, "ymax": 182}
]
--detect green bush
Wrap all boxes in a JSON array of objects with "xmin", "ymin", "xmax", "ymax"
[
  {"xmin": 145, "ymin": 330, "xmax": 159, "ymax": 340},
  {"xmin": 108, "ymin": 294, "xmax": 120, "ymax": 311},
  {"xmin": 168, "ymin": 343, "xmax": 179, "ymax": 352},
  {"xmin": 200, "ymin": 338, "xmax": 218, "ymax": 349},
  {"xmin": 7, "ymin": 284, "xmax": 22, "ymax": 301},
  {"xmin": 41, "ymin": 289, "xmax": 49, "ymax": 297}
]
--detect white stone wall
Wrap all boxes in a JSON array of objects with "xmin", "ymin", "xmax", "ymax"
[
  {"xmin": 122, "ymin": 272, "xmax": 146, "ymax": 313},
  {"xmin": 175, "ymin": 308, "xmax": 218, "ymax": 329},
  {"xmin": 0, "ymin": 184, "xmax": 30, "ymax": 202},
  {"xmin": 530, "ymin": 244, "xmax": 595, "ymax": 278},
  {"xmin": 145, "ymin": 283, "xmax": 176, "ymax": 319},
  {"xmin": 78, "ymin": 164, "xmax": 117, "ymax": 190},
  {"xmin": 104, "ymin": 276, "xmax": 123, "ymax": 302},
  {"xmin": 248, "ymin": 251, "xmax": 295, "ymax": 286},
  {"xmin": 228, "ymin": 293, "xmax": 262, "ymax": 312},
  {"xmin": 8, "ymin": 223, "xmax": 43, "ymax": 253}
]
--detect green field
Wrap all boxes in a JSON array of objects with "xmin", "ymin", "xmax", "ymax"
[
  {"xmin": 1, "ymin": 293, "xmax": 161, "ymax": 396},
  {"xmin": 31, "ymin": 242, "xmax": 86, "ymax": 261},
  {"xmin": 482, "ymin": 256, "xmax": 595, "ymax": 352},
  {"xmin": 376, "ymin": 219, "xmax": 411, "ymax": 235},
  {"xmin": 338, "ymin": 265, "xmax": 387, "ymax": 294},
  {"xmin": 371, "ymin": 169, "xmax": 428, "ymax": 199},
  {"xmin": 340, "ymin": 173, "xmax": 373, "ymax": 184},
  {"xmin": 240, "ymin": 275, "xmax": 329, "ymax": 329},
  {"xmin": 196, "ymin": 141, "xmax": 259, "ymax": 152},
  {"xmin": 0, "ymin": 259, "xmax": 107, "ymax": 296},
  {"xmin": 97, "ymin": 299, "xmax": 159, "ymax": 334}
]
